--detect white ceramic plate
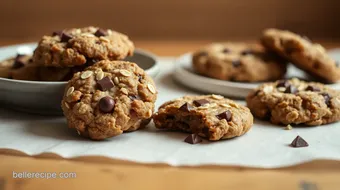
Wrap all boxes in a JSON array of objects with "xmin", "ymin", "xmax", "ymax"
[
  {"xmin": 174, "ymin": 50, "xmax": 340, "ymax": 99},
  {"xmin": 0, "ymin": 43, "xmax": 160, "ymax": 115}
]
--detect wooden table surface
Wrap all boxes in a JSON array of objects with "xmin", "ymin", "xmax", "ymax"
[{"xmin": 1, "ymin": 40, "xmax": 340, "ymax": 190}]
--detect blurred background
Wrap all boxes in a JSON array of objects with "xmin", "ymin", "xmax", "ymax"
[{"xmin": 0, "ymin": 0, "xmax": 339, "ymax": 55}]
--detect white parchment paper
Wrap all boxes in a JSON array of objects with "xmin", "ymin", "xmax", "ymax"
[{"xmin": 0, "ymin": 58, "xmax": 340, "ymax": 168}]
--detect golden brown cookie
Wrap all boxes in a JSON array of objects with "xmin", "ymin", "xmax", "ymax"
[
  {"xmin": 0, "ymin": 55, "xmax": 75, "ymax": 81},
  {"xmin": 61, "ymin": 60, "xmax": 157, "ymax": 140},
  {"xmin": 33, "ymin": 26, "xmax": 134, "ymax": 67},
  {"xmin": 192, "ymin": 43, "xmax": 287, "ymax": 82},
  {"xmin": 261, "ymin": 28, "xmax": 340, "ymax": 83},
  {"xmin": 246, "ymin": 78, "xmax": 340, "ymax": 125},
  {"xmin": 153, "ymin": 95, "xmax": 253, "ymax": 141}
]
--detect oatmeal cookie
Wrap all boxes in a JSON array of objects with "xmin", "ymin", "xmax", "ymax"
[
  {"xmin": 261, "ymin": 28, "xmax": 340, "ymax": 83},
  {"xmin": 33, "ymin": 26, "xmax": 134, "ymax": 67},
  {"xmin": 246, "ymin": 78, "xmax": 340, "ymax": 125},
  {"xmin": 153, "ymin": 95, "xmax": 253, "ymax": 140},
  {"xmin": 192, "ymin": 43, "xmax": 287, "ymax": 82},
  {"xmin": 61, "ymin": 60, "xmax": 157, "ymax": 140}
]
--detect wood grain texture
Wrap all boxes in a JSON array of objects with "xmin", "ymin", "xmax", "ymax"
[
  {"xmin": 0, "ymin": 0, "xmax": 339, "ymax": 42},
  {"xmin": 1, "ymin": 154, "xmax": 340, "ymax": 190}
]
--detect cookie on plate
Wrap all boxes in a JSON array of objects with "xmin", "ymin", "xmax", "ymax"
[
  {"xmin": 192, "ymin": 43, "xmax": 287, "ymax": 82},
  {"xmin": 246, "ymin": 78, "xmax": 340, "ymax": 125},
  {"xmin": 33, "ymin": 26, "xmax": 134, "ymax": 67},
  {"xmin": 61, "ymin": 60, "xmax": 157, "ymax": 140},
  {"xmin": 0, "ymin": 54, "xmax": 40, "ymax": 81},
  {"xmin": 0, "ymin": 54, "xmax": 74, "ymax": 81},
  {"xmin": 261, "ymin": 28, "xmax": 340, "ymax": 83},
  {"xmin": 153, "ymin": 95, "xmax": 253, "ymax": 140}
]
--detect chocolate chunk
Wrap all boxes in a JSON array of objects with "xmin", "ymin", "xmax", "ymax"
[
  {"xmin": 52, "ymin": 31, "xmax": 62, "ymax": 37},
  {"xmin": 94, "ymin": 28, "xmax": 108, "ymax": 37},
  {"xmin": 276, "ymin": 80, "xmax": 289, "ymax": 88},
  {"xmin": 179, "ymin": 103, "xmax": 193, "ymax": 112},
  {"xmin": 60, "ymin": 32, "xmax": 73, "ymax": 42},
  {"xmin": 291, "ymin": 136, "xmax": 309, "ymax": 148},
  {"xmin": 321, "ymin": 93, "xmax": 331, "ymax": 106},
  {"xmin": 305, "ymin": 85, "xmax": 320, "ymax": 92},
  {"xmin": 222, "ymin": 48, "xmax": 230, "ymax": 53},
  {"xmin": 193, "ymin": 99, "xmax": 209, "ymax": 107},
  {"xmin": 12, "ymin": 54, "xmax": 26, "ymax": 69},
  {"xmin": 99, "ymin": 96, "xmax": 115, "ymax": 113},
  {"xmin": 184, "ymin": 134, "xmax": 202, "ymax": 144},
  {"xmin": 216, "ymin": 110, "xmax": 232, "ymax": 121},
  {"xmin": 232, "ymin": 60, "xmax": 241, "ymax": 67},
  {"xmin": 241, "ymin": 49, "xmax": 252, "ymax": 56},
  {"xmin": 97, "ymin": 77, "xmax": 114, "ymax": 91},
  {"xmin": 284, "ymin": 85, "xmax": 298, "ymax": 94}
]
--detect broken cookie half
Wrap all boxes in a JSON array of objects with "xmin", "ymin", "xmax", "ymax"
[{"xmin": 153, "ymin": 95, "xmax": 253, "ymax": 141}]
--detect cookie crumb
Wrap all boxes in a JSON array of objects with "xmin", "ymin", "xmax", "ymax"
[{"xmin": 285, "ymin": 124, "xmax": 293, "ymax": 130}]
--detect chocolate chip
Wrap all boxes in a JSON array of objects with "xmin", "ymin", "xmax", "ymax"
[
  {"xmin": 232, "ymin": 60, "xmax": 241, "ymax": 67},
  {"xmin": 321, "ymin": 93, "xmax": 331, "ymax": 106},
  {"xmin": 284, "ymin": 85, "xmax": 298, "ymax": 94},
  {"xmin": 99, "ymin": 96, "xmax": 115, "ymax": 113},
  {"xmin": 97, "ymin": 77, "xmax": 114, "ymax": 91},
  {"xmin": 193, "ymin": 99, "xmax": 209, "ymax": 107},
  {"xmin": 184, "ymin": 134, "xmax": 202, "ymax": 144},
  {"xmin": 291, "ymin": 136, "xmax": 309, "ymax": 148},
  {"xmin": 12, "ymin": 54, "xmax": 26, "ymax": 69},
  {"xmin": 179, "ymin": 103, "xmax": 193, "ymax": 112},
  {"xmin": 216, "ymin": 110, "xmax": 232, "ymax": 121},
  {"xmin": 305, "ymin": 85, "xmax": 320, "ymax": 92},
  {"xmin": 94, "ymin": 28, "xmax": 108, "ymax": 37},
  {"xmin": 52, "ymin": 31, "xmax": 62, "ymax": 37},
  {"xmin": 129, "ymin": 94, "xmax": 140, "ymax": 100},
  {"xmin": 241, "ymin": 49, "xmax": 252, "ymax": 56},
  {"xmin": 222, "ymin": 48, "xmax": 230, "ymax": 53},
  {"xmin": 276, "ymin": 80, "xmax": 289, "ymax": 88},
  {"xmin": 60, "ymin": 32, "xmax": 73, "ymax": 42},
  {"xmin": 137, "ymin": 75, "xmax": 143, "ymax": 83}
]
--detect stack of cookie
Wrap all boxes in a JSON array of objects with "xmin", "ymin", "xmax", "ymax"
[
  {"xmin": 0, "ymin": 26, "xmax": 158, "ymax": 140},
  {"xmin": 0, "ymin": 26, "xmax": 134, "ymax": 81}
]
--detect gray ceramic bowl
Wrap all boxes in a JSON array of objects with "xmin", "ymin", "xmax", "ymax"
[{"xmin": 0, "ymin": 43, "xmax": 160, "ymax": 115}]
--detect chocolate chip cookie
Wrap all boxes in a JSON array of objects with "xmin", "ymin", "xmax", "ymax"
[
  {"xmin": 61, "ymin": 60, "xmax": 157, "ymax": 140},
  {"xmin": 246, "ymin": 78, "xmax": 340, "ymax": 125},
  {"xmin": 261, "ymin": 28, "xmax": 340, "ymax": 83},
  {"xmin": 153, "ymin": 95, "xmax": 253, "ymax": 140},
  {"xmin": 33, "ymin": 26, "xmax": 134, "ymax": 67},
  {"xmin": 192, "ymin": 43, "xmax": 287, "ymax": 82},
  {"xmin": 0, "ymin": 54, "xmax": 40, "ymax": 80},
  {"xmin": 0, "ymin": 54, "xmax": 74, "ymax": 81}
]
